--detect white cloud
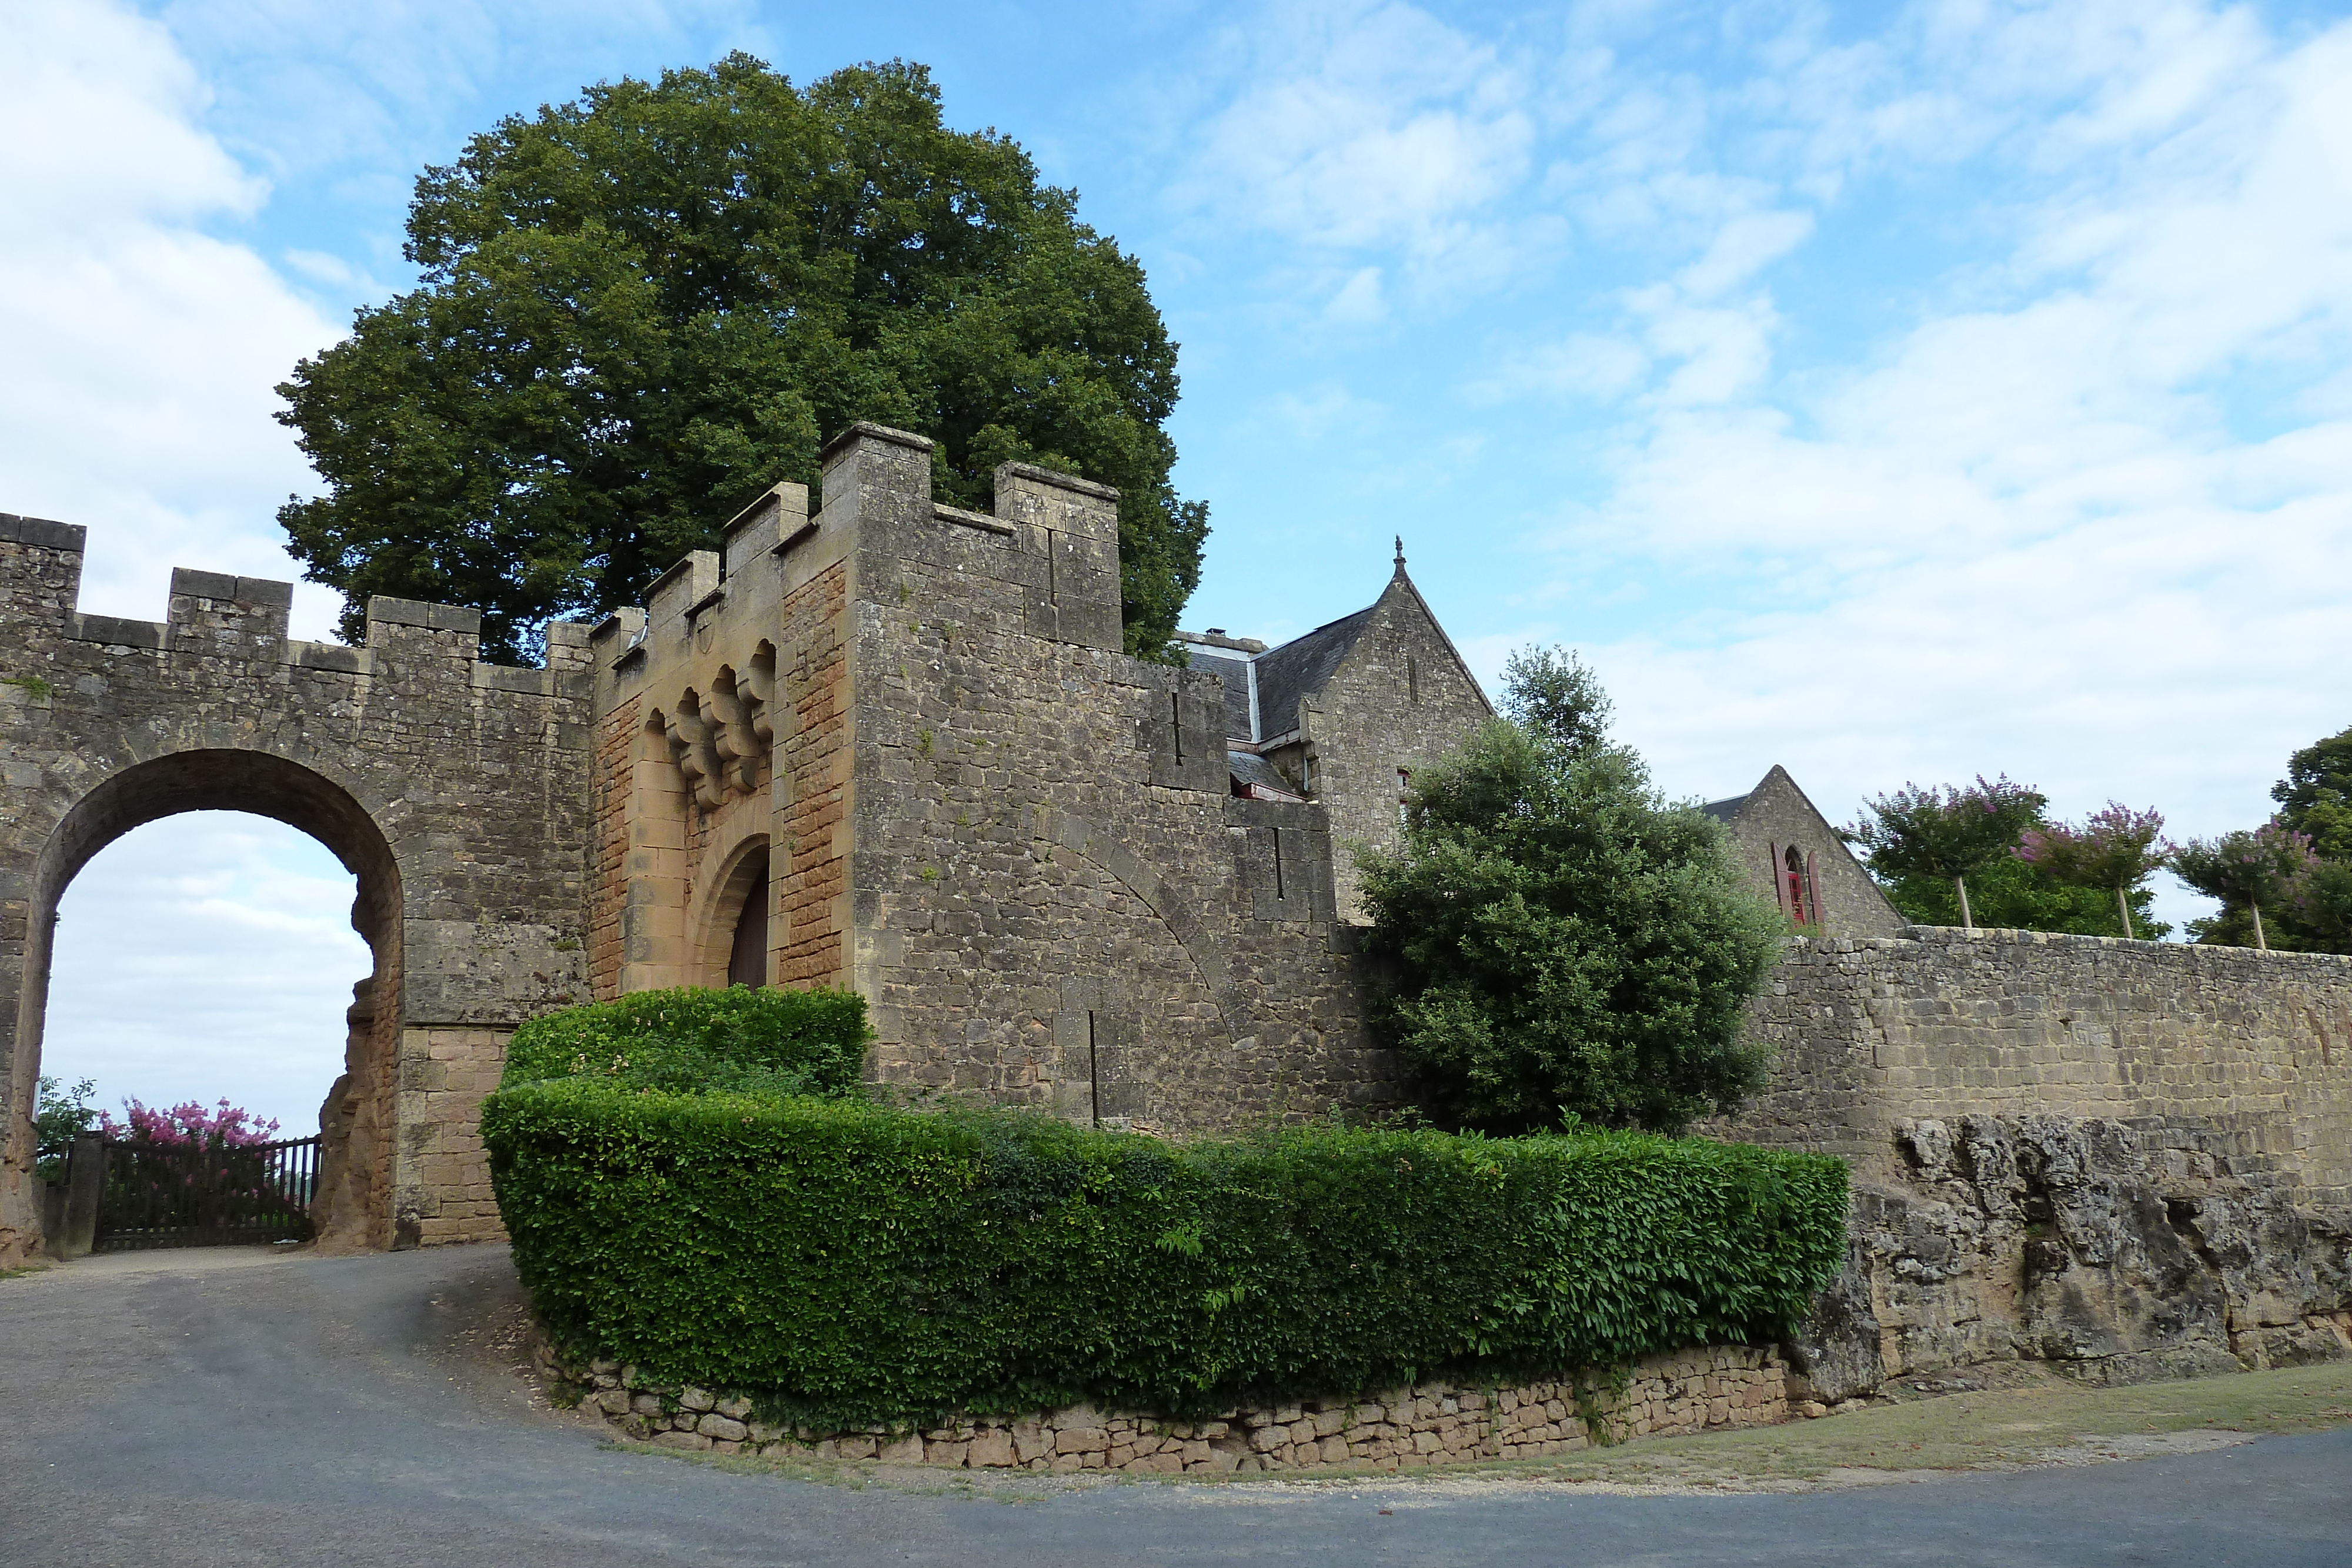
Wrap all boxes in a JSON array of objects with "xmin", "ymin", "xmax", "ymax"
[
  {"xmin": 1516, "ymin": 13, "xmax": 2352, "ymax": 943},
  {"xmin": 1175, "ymin": 1, "xmax": 1537, "ymax": 292},
  {"xmin": 42, "ymin": 813, "xmax": 369, "ymax": 1138},
  {"xmin": 0, "ymin": 0, "xmax": 345, "ymax": 636},
  {"xmin": 1677, "ymin": 209, "xmax": 1813, "ymax": 300},
  {"xmin": 1325, "ymin": 265, "xmax": 1388, "ymax": 323}
]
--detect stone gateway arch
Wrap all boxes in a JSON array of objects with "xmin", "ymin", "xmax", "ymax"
[{"xmin": 0, "ymin": 514, "xmax": 594, "ymax": 1265}]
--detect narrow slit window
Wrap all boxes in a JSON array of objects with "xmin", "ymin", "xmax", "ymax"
[
  {"xmin": 1408, "ymin": 655, "xmax": 1419, "ymax": 704},
  {"xmin": 1271, "ymin": 827, "xmax": 1285, "ymax": 900},
  {"xmin": 1396, "ymin": 767, "xmax": 1412, "ymax": 825},
  {"xmin": 1086, "ymin": 1009, "xmax": 1101, "ymax": 1128},
  {"xmin": 1171, "ymin": 691, "xmax": 1184, "ymax": 763}
]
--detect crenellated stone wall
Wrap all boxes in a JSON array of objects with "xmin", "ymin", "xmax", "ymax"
[
  {"xmin": 586, "ymin": 423, "xmax": 1410, "ymax": 1133},
  {"xmin": 0, "ymin": 515, "xmax": 596, "ymax": 1267}
]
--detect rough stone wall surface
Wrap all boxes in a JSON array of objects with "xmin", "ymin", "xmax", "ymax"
[
  {"xmin": 1712, "ymin": 765, "xmax": 1905, "ymax": 938},
  {"xmin": 1705, "ymin": 927, "xmax": 2352, "ymax": 1400},
  {"xmin": 808, "ymin": 426, "xmax": 1403, "ymax": 1129},
  {"xmin": 541, "ymin": 1340, "xmax": 1789, "ymax": 1472},
  {"xmin": 773, "ymin": 560, "xmax": 851, "ymax": 989},
  {"xmin": 1275, "ymin": 569, "xmax": 1491, "ymax": 923},
  {"xmin": 0, "ymin": 513, "xmax": 593, "ymax": 1267},
  {"xmin": 587, "ymin": 479, "xmax": 843, "ymax": 998},
  {"xmin": 397, "ymin": 1026, "xmax": 510, "ymax": 1246},
  {"xmin": 587, "ymin": 693, "xmax": 638, "ymax": 999}
]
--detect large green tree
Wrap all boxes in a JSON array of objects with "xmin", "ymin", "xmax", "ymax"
[
  {"xmin": 1872, "ymin": 850, "xmax": 2170, "ymax": 939},
  {"xmin": 277, "ymin": 55, "xmax": 1207, "ymax": 662},
  {"xmin": 1358, "ymin": 650, "xmax": 1786, "ymax": 1136}
]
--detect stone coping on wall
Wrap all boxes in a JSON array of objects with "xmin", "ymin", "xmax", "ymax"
[
  {"xmin": 1841, "ymin": 925, "xmax": 2352, "ymax": 965},
  {"xmin": 536, "ymin": 1340, "xmax": 1790, "ymax": 1473}
]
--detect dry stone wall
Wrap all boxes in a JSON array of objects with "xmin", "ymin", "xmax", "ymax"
[
  {"xmin": 1708, "ymin": 927, "xmax": 2352, "ymax": 1400},
  {"xmin": 539, "ymin": 1340, "xmax": 1789, "ymax": 1473}
]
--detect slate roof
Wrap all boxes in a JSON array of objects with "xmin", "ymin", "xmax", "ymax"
[
  {"xmin": 1250, "ymin": 606, "xmax": 1376, "ymax": 742},
  {"xmin": 1227, "ymin": 750, "xmax": 1300, "ymax": 798},
  {"xmin": 1700, "ymin": 792, "xmax": 1750, "ymax": 823},
  {"xmin": 1185, "ymin": 648, "xmax": 1257, "ymax": 741}
]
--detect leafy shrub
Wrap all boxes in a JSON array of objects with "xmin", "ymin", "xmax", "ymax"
[
  {"xmin": 1360, "ymin": 649, "xmax": 1786, "ymax": 1134},
  {"xmin": 499, "ymin": 986, "xmax": 872, "ymax": 1099},
  {"xmin": 33, "ymin": 1075, "xmax": 99, "ymax": 1182},
  {"xmin": 484, "ymin": 1073, "xmax": 1847, "ymax": 1430}
]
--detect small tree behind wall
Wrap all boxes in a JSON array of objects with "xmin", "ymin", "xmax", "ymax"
[
  {"xmin": 2016, "ymin": 804, "xmax": 2167, "ymax": 940},
  {"xmin": 2169, "ymin": 823, "xmax": 2318, "ymax": 951},
  {"xmin": 1846, "ymin": 776, "xmax": 2045, "ymax": 932}
]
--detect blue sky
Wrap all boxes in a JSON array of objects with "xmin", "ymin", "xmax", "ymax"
[{"xmin": 8, "ymin": 1, "xmax": 2351, "ymax": 1130}]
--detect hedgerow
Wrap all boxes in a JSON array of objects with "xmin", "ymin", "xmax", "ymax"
[
  {"xmin": 498, "ymin": 985, "xmax": 871, "ymax": 1099},
  {"xmin": 485, "ymin": 994, "xmax": 1846, "ymax": 1431}
]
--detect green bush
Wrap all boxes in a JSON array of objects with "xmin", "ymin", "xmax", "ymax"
[
  {"xmin": 499, "ymin": 986, "xmax": 871, "ymax": 1099},
  {"xmin": 484, "ymin": 1058, "xmax": 1847, "ymax": 1430}
]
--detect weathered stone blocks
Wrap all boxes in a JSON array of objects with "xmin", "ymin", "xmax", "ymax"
[{"xmin": 540, "ymin": 1342, "xmax": 1790, "ymax": 1475}]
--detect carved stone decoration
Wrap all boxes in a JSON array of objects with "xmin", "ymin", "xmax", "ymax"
[
  {"xmin": 707, "ymin": 666, "xmax": 763, "ymax": 795},
  {"xmin": 662, "ymin": 693, "xmax": 728, "ymax": 810},
  {"xmin": 743, "ymin": 641, "xmax": 777, "ymax": 749}
]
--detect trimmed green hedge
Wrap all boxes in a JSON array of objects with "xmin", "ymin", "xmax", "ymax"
[
  {"xmin": 485, "ymin": 1011, "xmax": 1846, "ymax": 1428},
  {"xmin": 499, "ymin": 986, "xmax": 871, "ymax": 1099}
]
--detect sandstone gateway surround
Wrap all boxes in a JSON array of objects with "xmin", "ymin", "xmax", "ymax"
[{"xmin": 4, "ymin": 423, "xmax": 2348, "ymax": 1407}]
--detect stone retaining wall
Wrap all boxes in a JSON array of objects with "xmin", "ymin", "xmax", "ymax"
[
  {"xmin": 536, "ymin": 1341, "xmax": 1790, "ymax": 1473},
  {"xmin": 1705, "ymin": 928, "xmax": 2352, "ymax": 1401}
]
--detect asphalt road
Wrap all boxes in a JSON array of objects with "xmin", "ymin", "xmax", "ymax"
[{"xmin": 3, "ymin": 1243, "xmax": 2348, "ymax": 1567}]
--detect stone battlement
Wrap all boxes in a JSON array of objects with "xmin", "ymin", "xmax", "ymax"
[{"xmin": 0, "ymin": 511, "xmax": 592, "ymax": 690}]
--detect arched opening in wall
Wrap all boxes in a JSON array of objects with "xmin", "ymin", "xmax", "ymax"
[
  {"xmin": 18, "ymin": 751, "xmax": 402, "ymax": 1254},
  {"xmin": 1780, "ymin": 844, "xmax": 1820, "ymax": 929},
  {"xmin": 699, "ymin": 837, "xmax": 771, "ymax": 989}
]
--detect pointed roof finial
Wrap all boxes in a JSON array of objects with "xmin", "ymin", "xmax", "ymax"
[{"xmin": 1394, "ymin": 534, "xmax": 1406, "ymax": 569}]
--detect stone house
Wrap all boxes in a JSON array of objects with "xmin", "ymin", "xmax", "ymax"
[
  {"xmin": 1704, "ymin": 765, "xmax": 1905, "ymax": 938},
  {"xmin": 1176, "ymin": 540, "xmax": 1495, "ymax": 921}
]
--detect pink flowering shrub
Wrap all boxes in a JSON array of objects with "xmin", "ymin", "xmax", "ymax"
[{"xmin": 99, "ymin": 1097, "xmax": 281, "ymax": 1148}]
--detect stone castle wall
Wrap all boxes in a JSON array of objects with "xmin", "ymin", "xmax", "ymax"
[
  {"xmin": 583, "ymin": 424, "xmax": 1409, "ymax": 1132},
  {"xmin": 0, "ymin": 513, "xmax": 594, "ymax": 1266},
  {"xmin": 822, "ymin": 427, "xmax": 1405, "ymax": 1128},
  {"xmin": 1708, "ymin": 928, "xmax": 2352, "ymax": 1399}
]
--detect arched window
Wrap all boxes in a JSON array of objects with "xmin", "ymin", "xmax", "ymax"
[{"xmin": 1779, "ymin": 844, "xmax": 1822, "ymax": 929}]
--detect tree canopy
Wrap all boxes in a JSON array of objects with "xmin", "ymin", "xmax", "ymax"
[
  {"xmin": 2179, "ymin": 722, "xmax": 2352, "ymax": 954},
  {"xmin": 277, "ymin": 55, "xmax": 1207, "ymax": 662},
  {"xmin": 2015, "ymin": 804, "xmax": 2167, "ymax": 940},
  {"xmin": 1358, "ymin": 649, "xmax": 1786, "ymax": 1136},
  {"xmin": 2172, "ymin": 824, "xmax": 2322, "ymax": 951},
  {"xmin": 2273, "ymin": 724, "xmax": 2352, "ymax": 862},
  {"xmin": 1846, "ymin": 776, "xmax": 2044, "ymax": 931}
]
